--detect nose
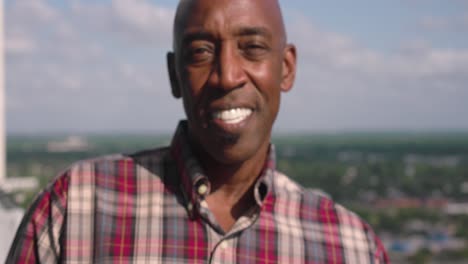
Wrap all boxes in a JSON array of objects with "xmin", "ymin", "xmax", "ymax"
[{"xmin": 210, "ymin": 43, "xmax": 247, "ymax": 91}]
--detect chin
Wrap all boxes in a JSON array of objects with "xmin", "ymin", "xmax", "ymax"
[{"xmin": 208, "ymin": 136, "xmax": 264, "ymax": 165}]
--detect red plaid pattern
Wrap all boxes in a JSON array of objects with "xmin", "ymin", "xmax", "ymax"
[{"xmin": 7, "ymin": 121, "xmax": 389, "ymax": 263}]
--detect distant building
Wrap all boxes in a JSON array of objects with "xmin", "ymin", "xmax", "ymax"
[
  {"xmin": 47, "ymin": 136, "xmax": 90, "ymax": 152},
  {"xmin": 373, "ymin": 197, "xmax": 449, "ymax": 210},
  {"xmin": 445, "ymin": 202, "xmax": 468, "ymax": 215},
  {"xmin": 403, "ymin": 154, "xmax": 460, "ymax": 168},
  {"xmin": 0, "ymin": 190, "xmax": 23, "ymax": 263},
  {"xmin": 0, "ymin": 177, "xmax": 39, "ymax": 193}
]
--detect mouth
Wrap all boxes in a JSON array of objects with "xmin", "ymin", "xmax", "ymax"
[{"xmin": 211, "ymin": 107, "xmax": 253, "ymax": 125}]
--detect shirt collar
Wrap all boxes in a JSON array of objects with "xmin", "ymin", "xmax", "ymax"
[{"xmin": 169, "ymin": 120, "xmax": 276, "ymax": 218}]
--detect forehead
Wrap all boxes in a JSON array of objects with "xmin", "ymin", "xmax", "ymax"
[{"xmin": 176, "ymin": 0, "xmax": 283, "ymax": 39}]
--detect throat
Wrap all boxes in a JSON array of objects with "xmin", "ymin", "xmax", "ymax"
[{"xmin": 205, "ymin": 187, "xmax": 256, "ymax": 232}]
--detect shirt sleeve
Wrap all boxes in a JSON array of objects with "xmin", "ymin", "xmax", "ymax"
[
  {"xmin": 373, "ymin": 232, "xmax": 390, "ymax": 264},
  {"xmin": 333, "ymin": 202, "xmax": 391, "ymax": 264},
  {"xmin": 6, "ymin": 172, "xmax": 70, "ymax": 263}
]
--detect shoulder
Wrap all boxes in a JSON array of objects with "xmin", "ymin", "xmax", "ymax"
[
  {"xmin": 271, "ymin": 170, "xmax": 329, "ymax": 199},
  {"xmin": 63, "ymin": 146, "xmax": 171, "ymax": 184},
  {"xmin": 29, "ymin": 146, "xmax": 171, "ymax": 205},
  {"xmin": 7, "ymin": 147, "xmax": 173, "ymax": 263},
  {"xmin": 272, "ymin": 171, "xmax": 389, "ymax": 262},
  {"xmin": 272, "ymin": 170, "xmax": 369, "ymax": 227}
]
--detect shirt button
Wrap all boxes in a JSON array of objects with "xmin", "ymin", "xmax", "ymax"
[
  {"xmin": 200, "ymin": 200, "xmax": 208, "ymax": 208},
  {"xmin": 197, "ymin": 184, "xmax": 208, "ymax": 195},
  {"xmin": 219, "ymin": 241, "xmax": 228, "ymax": 250}
]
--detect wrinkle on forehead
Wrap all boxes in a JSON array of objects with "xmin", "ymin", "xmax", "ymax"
[{"xmin": 172, "ymin": 0, "xmax": 287, "ymax": 51}]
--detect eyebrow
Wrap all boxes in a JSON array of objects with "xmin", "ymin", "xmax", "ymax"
[
  {"xmin": 181, "ymin": 31, "xmax": 215, "ymax": 45},
  {"xmin": 234, "ymin": 26, "xmax": 272, "ymax": 39}
]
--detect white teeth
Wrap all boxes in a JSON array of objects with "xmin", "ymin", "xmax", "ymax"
[{"xmin": 213, "ymin": 108, "xmax": 253, "ymax": 124}]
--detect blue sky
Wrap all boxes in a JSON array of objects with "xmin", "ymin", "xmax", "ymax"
[
  {"xmin": 5, "ymin": 0, "xmax": 468, "ymax": 133},
  {"xmin": 286, "ymin": 1, "xmax": 468, "ymax": 50}
]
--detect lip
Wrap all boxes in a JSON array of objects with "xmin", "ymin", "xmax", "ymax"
[
  {"xmin": 208, "ymin": 107, "xmax": 255, "ymax": 135},
  {"xmin": 211, "ymin": 113, "xmax": 253, "ymax": 135}
]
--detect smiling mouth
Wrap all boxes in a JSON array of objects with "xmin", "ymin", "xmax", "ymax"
[{"xmin": 211, "ymin": 108, "xmax": 253, "ymax": 125}]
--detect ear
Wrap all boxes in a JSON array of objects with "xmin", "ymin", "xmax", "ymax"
[
  {"xmin": 167, "ymin": 52, "xmax": 181, "ymax": 98},
  {"xmin": 280, "ymin": 44, "xmax": 297, "ymax": 93}
]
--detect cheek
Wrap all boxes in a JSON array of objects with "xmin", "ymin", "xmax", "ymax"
[
  {"xmin": 183, "ymin": 68, "xmax": 212, "ymax": 100},
  {"xmin": 249, "ymin": 64, "xmax": 282, "ymax": 103},
  {"xmin": 181, "ymin": 74, "xmax": 213, "ymax": 125}
]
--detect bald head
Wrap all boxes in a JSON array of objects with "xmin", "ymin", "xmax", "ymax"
[{"xmin": 172, "ymin": 0, "xmax": 287, "ymax": 52}]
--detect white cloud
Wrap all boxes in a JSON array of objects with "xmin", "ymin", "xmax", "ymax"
[
  {"xmin": 289, "ymin": 13, "xmax": 468, "ymax": 81},
  {"xmin": 460, "ymin": 13, "xmax": 468, "ymax": 27},
  {"xmin": 419, "ymin": 13, "xmax": 468, "ymax": 32},
  {"xmin": 277, "ymin": 12, "xmax": 468, "ymax": 131},
  {"xmin": 70, "ymin": 0, "xmax": 174, "ymax": 46},
  {"xmin": 5, "ymin": 97, "xmax": 24, "ymax": 111},
  {"xmin": 4, "ymin": 0, "xmax": 61, "ymax": 55},
  {"xmin": 9, "ymin": 0, "xmax": 59, "ymax": 23},
  {"xmin": 5, "ymin": 30, "xmax": 36, "ymax": 55},
  {"xmin": 419, "ymin": 16, "xmax": 451, "ymax": 31},
  {"xmin": 112, "ymin": 0, "xmax": 174, "ymax": 35}
]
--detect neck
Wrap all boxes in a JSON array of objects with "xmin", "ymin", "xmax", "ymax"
[
  {"xmin": 196, "ymin": 139, "xmax": 269, "ymax": 194},
  {"xmin": 192, "ymin": 138, "xmax": 270, "ymax": 232},
  {"xmin": 209, "ymin": 151, "xmax": 267, "ymax": 199}
]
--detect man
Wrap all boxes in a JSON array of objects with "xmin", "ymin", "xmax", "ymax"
[{"xmin": 8, "ymin": 0, "xmax": 389, "ymax": 263}]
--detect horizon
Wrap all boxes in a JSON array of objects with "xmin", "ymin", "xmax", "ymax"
[{"xmin": 7, "ymin": 129, "xmax": 468, "ymax": 137}]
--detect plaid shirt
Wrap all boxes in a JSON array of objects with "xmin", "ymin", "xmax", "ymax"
[{"xmin": 8, "ymin": 121, "xmax": 389, "ymax": 263}]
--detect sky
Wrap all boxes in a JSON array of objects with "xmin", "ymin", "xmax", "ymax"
[{"xmin": 4, "ymin": 0, "xmax": 468, "ymax": 134}]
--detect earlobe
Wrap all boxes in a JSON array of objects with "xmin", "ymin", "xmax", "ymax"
[
  {"xmin": 280, "ymin": 44, "xmax": 297, "ymax": 93},
  {"xmin": 167, "ymin": 52, "xmax": 181, "ymax": 98}
]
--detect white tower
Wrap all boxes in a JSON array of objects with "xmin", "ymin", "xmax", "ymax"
[{"xmin": 0, "ymin": 0, "xmax": 5, "ymax": 186}]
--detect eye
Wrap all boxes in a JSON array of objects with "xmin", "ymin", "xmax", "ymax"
[
  {"xmin": 184, "ymin": 42, "xmax": 214, "ymax": 65},
  {"xmin": 241, "ymin": 41, "xmax": 269, "ymax": 59}
]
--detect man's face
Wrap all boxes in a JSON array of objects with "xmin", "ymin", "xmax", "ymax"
[{"xmin": 168, "ymin": 0, "xmax": 296, "ymax": 165}]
